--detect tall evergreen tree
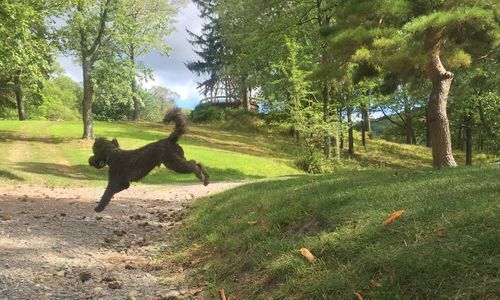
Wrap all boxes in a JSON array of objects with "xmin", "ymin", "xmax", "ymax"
[{"xmin": 186, "ymin": 0, "xmax": 226, "ymax": 98}]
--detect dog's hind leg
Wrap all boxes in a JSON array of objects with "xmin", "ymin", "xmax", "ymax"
[
  {"xmin": 164, "ymin": 158, "xmax": 209, "ymax": 186},
  {"xmin": 94, "ymin": 180, "xmax": 130, "ymax": 212}
]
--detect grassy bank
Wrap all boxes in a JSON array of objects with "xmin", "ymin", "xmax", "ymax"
[
  {"xmin": 173, "ymin": 166, "xmax": 500, "ymax": 299},
  {"xmin": 0, "ymin": 120, "xmax": 300, "ymax": 186}
]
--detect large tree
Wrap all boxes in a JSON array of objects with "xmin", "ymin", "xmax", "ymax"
[
  {"xmin": 186, "ymin": 0, "xmax": 228, "ymax": 99},
  {"xmin": 327, "ymin": 0, "xmax": 498, "ymax": 167},
  {"xmin": 114, "ymin": 0, "xmax": 181, "ymax": 120},
  {"xmin": 0, "ymin": 0, "xmax": 55, "ymax": 120},
  {"xmin": 61, "ymin": 0, "xmax": 115, "ymax": 139}
]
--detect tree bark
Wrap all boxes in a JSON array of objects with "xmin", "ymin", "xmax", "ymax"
[
  {"xmin": 425, "ymin": 108, "xmax": 431, "ymax": 147},
  {"xmin": 323, "ymin": 84, "xmax": 331, "ymax": 158},
  {"xmin": 347, "ymin": 103, "xmax": 355, "ymax": 156},
  {"xmin": 457, "ymin": 124, "xmax": 463, "ymax": 151},
  {"xmin": 81, "ymin": 56, "xmax": 94, "ymax": 139},
  {"xmin": 14, "ymin": 74, "xmax": 26, "ymax": 121},
  {"xmin": 465, "ymin": 115, "xmax": 473, "ymax": 166},
  {"xmin": 78, "ymin": 0, "xmax": 111, "ymax": 140},
  {"xmin": 425, "ymin": 30, "xmax": 457, "ymax": 168},
  {"xmin": 241, "ymin": 85, "xmax": 251, "ymax": 111},
  {"xmin": 361, "ymin": 105, "xmax": 367, "ymax": 148},
  {"xmin": 131, "ymin": 45, "xmax": 140, "ymax": 121},
  {"xmin": 338, "ymin": 107, "xmax": 344, "ymax": 149}
]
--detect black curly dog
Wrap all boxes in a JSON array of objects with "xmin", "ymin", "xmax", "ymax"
[{"xmin": 88, "ymin": 108, "xmax": 209, "ymax": 212}]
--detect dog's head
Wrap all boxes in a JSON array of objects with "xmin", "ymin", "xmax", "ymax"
[{"xmin": 88, "ymin": 137, "xmax": 120, "ymax": 169}]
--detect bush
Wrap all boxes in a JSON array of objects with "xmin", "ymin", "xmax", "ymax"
[
  {"xmin": 295, "ymin": 151, "xmax": 333, "ymax": 174},
  {"xmin": 190, "ymin": 104, "xmax": 224, "ymax": 123},
  {"xmin": 190, "ymin": 104, "xmax": 265, "ymax": 131}
]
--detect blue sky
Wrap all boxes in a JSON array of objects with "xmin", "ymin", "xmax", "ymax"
[{"xmin": 57, "ymin": 2, "xmax": 204, "ymax": 109}]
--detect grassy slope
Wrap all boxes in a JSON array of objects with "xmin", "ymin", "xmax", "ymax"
[
  {"xmin": 175, "ymin": 166, "xmax": 499, "ymax": 299},
  {"xmin": 0, "ymin": 120, "xmax": 300, "ymax": 186}
]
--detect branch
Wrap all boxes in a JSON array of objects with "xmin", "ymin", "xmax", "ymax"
[
  {"xmin": 89, "ymin": 0, "xmax": 112, "ymax": 56},
  {"xmin": 379, "ymin": 107, "xmax": 403, "ymax": 128},
  {"xmin": 395, "ymin": 110, "xmax": 406, "ymax": 125}
]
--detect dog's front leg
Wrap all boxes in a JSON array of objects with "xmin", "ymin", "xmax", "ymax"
[{"xmin": 94, "ymin": 181, "xmax": 130, "ymax": 212}]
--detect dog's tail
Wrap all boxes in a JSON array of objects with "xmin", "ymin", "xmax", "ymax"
[{"xmin": 163, "ymin": 107, "xmax": 187, "ymax": 142}]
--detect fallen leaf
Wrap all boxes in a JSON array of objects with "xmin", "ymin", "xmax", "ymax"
[
  {"xmin": 370, "ymin": 279, "xmax": 382, "ymax": 288},
  {"xmin": 436, "ymin": 227, "xmax": 445, "ymax": 238},
  {"xmin": 299, "ymin": 248, "xmax": 315, "ymax": 262},
  {"xmin": 383, "ymin": 210, "xmax": 404, "ymax": 226},
  {"xmin": 354, "ymin": 291, "xmax": 364, "ymax": 300}
]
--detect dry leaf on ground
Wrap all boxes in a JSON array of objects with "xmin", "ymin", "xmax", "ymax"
[
  {"xmin": 370, "ymin": 279, "xmax": 382, "ymax": 287},
  {"xmin": 354, "ymin": 291, "xmax": 364, "ymax": 300},
  {"xmin": 383, "ymin": 210, "xmax": 404, "ymax": 226},
  {"xmin": 299, "ymin": 248, "xmax": 315, "ymax": 262}
]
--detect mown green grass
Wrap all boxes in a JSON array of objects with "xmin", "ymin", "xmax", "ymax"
[
  {"xmin": 0, "ymin": 120, "xmax": 300, "ymax": 186},
  {"xmin": 174, "ymin": 166, "xmax": 500, "ymax": 299}
]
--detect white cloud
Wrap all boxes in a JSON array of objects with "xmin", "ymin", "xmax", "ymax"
[{"xmin": 57, "ymin": 1, "xmax": 204, "ymax": 109}]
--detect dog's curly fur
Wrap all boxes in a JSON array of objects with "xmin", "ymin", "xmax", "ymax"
[{"xmin": 88, "ymin": 108, "xmax": 209, "ymax": 212}]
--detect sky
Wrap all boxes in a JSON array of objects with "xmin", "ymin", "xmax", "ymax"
[{"xmin": 57, "ymin": 2, "xmax": 204, "ymax": 109}]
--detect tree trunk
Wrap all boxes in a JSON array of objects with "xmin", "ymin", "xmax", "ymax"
[
  {"xmin": 404, "ymin": 117, "xmax": 416, "ymax": 144},
  {"xmin": 81, "ymin": 56, "xmax": 94, "ymax": 140},
  {"xmin": 323, "ymin": 84, "xmax": 331, "ymax": 159},
  {"xmin": 457, "ymin": 124, "xmax": 463, "ymax": 151},
  {"xmin": 425, "ymin": 30, "xmax": 457, "ymax": 168},
  {"xmin": 425, "ymin": 108, "xmax": 431, "ymax": 147},
  {"xmin": 361, "ymin": 105, "xmax": 367, "ymax": 148},
  {"xmin": 241, "ymin": 86, "xmax": 251, "ymax": 111},
  {"xmin": 336, "ymin": 108, "xmax": 341, "ymax": 161},
  {"xmin": 347, "ymin": 104, "xmax": 355, "ymax": 156},
  {"xmin": 14, "ymin": 74, "xmax": 26, "ymax": 121},
  {"xmin": 131, "ymin": 45, "xmax": 140, "ymax": 121},
  {"xmin": 465, "ymin": 115, "xmax": 473, "ymax": 166},
  {"xmin": 363, "ymin": 106, "xmax": 371, "ymax": 139},
  {"xmin": 339, "ymin": 107, "xmax": 344, "ymax": 149}
]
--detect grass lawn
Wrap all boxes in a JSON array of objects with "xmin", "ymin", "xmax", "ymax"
[
  {"xmin": 172, "ymin": 166, "xmax": 500, "ymax": 299},
  {"xmin": 0, "ymin": 120, "xmax": 301, "ymax": 186}
]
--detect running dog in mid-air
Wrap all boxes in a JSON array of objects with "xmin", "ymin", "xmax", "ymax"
[{"xmin": 88, "ymin": 108, "xmax": 209, "ymax": 212}]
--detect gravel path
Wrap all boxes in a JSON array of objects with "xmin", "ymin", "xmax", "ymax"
[{"xmin": 0, "ymin": 182, "xmax": 242, "ymax": 300}]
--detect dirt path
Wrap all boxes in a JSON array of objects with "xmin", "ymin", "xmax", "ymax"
[{"xmin": 0, "ymin": 182, "xmax": 242, "ymax": 300}]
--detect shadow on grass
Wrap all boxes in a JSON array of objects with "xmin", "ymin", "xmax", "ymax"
[
  {"xmin": 14, "ymin": 162, "xmax": 105, "ymax": 181},
  {"xmin": 0, "ymin": 169, "xmax": 24, "ymax": 181},
  {"xmin": 0, "ymin": 130, "xmax": 74, "ymax": 144},
  {"xmin": 13, "ymin": 162, "xmax": 262, "ymax": 184}
]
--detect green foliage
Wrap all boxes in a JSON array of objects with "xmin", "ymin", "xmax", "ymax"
[
  {"xmin": 190, "ymin": 104, "xmax": 264, "ymax": 131},
  {"xmin": 0, "ymin": 0, "xmax": 59, "ymax": 118},
  {"xmin": 295, "ymin": 151, "xmax": 334, "ymax": 174},
  {"xmin": 92, "ymin": 57, "xmax": 135, "ymax": 121},
  {"xmin": 35, "ymin": 76, "xmax": 82, "ymax": 120},
  {"xmin": 190, "ymin": 104, "xmax": 224, "ymax": 123},
  {"xmin": 139, "ymin": 86, "xmax": 178, "ymax": 122},
  {"xmin": 0, "ymin": 74, "xmax": 82, "ymax": 120}
]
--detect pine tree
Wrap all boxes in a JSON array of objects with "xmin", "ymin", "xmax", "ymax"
[
  {"xmin": 326, "ymin": 0, "xmax": 498, "ymax": 168},
  {"xmin": 186, "ymin": 0, "xmax": 226, "ymax": 97}
]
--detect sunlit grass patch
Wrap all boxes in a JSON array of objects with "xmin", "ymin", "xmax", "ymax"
[{"xmin": 0, "ymin": 120, "xmax": 301, "ymax": 186}]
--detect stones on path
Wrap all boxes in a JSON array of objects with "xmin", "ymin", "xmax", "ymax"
[
  {"xmin": 107, "ymin": 281, "xmax": 122, "ymax": 289},
  {"xmin": 79, "ymin": 271, "xmax": 92, "ymax": 282},
  {"xmin": 0, "ymin": 182, "xmax": 242, "ymax": 299},
  {"xmin": 113, "ymin": 229, "xmax": 127, "ymax": 237}
]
